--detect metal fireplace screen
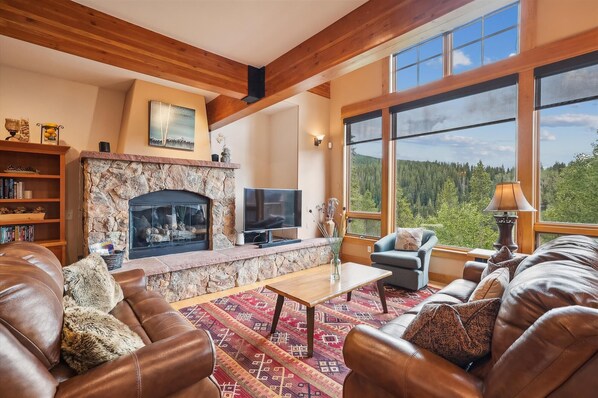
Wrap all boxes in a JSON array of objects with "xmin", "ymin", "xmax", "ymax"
[{"xmin": 129, "ymin": 190, "xmax": 209, "ymax": 259}]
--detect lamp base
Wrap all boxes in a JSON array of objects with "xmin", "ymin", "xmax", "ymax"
[{"xmin": 493, "ymin": 213, "xmax": 518, "ymax": 252}]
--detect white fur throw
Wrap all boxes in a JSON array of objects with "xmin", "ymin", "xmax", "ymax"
[
  {"xmin": 63, "ymin": 254, "xmax": 123, "ymax": 313},
  {"xmin": 61, "ymin": 300, "xmax": 145, "ymax": 373}
]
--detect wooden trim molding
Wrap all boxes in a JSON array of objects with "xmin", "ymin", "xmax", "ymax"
[{"xmin": 0, "ymin": 0, "xmax": 249, "ymax": 98}]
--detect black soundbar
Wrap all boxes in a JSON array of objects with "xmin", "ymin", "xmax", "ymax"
[{"xmin": 258, "ymin": 239, "xmax": 302, "ymax": 249}]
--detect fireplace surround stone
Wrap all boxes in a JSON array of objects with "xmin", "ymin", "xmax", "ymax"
[{"xmin": 81, "ymin": 152, "xmax": 240, "ymax": 259}]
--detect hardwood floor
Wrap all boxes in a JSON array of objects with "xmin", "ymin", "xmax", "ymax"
[{"xmin": 171, "ymin": 264, "xmax": 445, "ymax": 309}]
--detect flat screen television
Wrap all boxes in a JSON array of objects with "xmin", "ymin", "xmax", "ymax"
[{"xmin": 244, "ymin": 188, "xmax": 302, "ymax": 232}]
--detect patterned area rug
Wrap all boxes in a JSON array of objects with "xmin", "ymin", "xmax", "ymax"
[{"xmin": 179, "ymin": 284, "xmax": 436, "ymax": 398}]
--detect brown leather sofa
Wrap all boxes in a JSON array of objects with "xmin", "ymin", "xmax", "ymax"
[
  {"xmin": 0, "ymin": 242, "xmax": 221, "ymax": 398},
  {"xmin": 343, "ymin": 235, "xmax": 598, "ymax": 398}
]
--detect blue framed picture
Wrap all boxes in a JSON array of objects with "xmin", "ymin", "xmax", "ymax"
[{"xmin": 148, "ymin": 101, "xmax": 195, "ymax": 151}]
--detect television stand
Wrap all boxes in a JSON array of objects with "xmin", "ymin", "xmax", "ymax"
[{"xmin": 258, "ymin": 231, "xmax": 302, "ymax": 248}]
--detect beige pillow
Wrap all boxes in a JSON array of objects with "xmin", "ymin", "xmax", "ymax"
[
  {"xmin": 402, "ymin": 298, "xmax": 501, "ymax": 367},
  {"xmin": 61, "ymin": 302, "xmax": 145, "ymax": 374},
  {"xmin": 469, "ymin": 268, "xmax": 510, "ymax": 302},
  {"xmin": 395, "ymin": 227, "xmax": 424, "ymax": 251},
  {"xmin": 63, "ymin": 253, "xmax": 123, "ymax": 313}
]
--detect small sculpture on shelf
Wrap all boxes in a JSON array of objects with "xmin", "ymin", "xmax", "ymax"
[
  {"xmin": 4, "ymin": 118, "xmax": 20, "ymax": 141},
  {"xmin": 18, "ymin": 118, "xmax": 30, "ymax": 142},
  {"xmin": 0, "ymin": 207, "xmax": 10, "ymax": 215},
  {"xmin": 3, "ymin": 165, "xmax": 40, "ymax": 174}
]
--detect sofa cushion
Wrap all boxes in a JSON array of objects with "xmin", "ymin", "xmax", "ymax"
[
  {"xmin": 371, "ymin": 250, "xmax": 421, "ymax": 270},
  {"xmin": 491, "ymin": 260, "xmax": 598, "ymax": 363},
  {"xmin": 380, "ymin": 313, "xmax": 417, "ymax": 338},
  {"xmin": 436, "ymin": 279, "xmax": 479, "ymax": 302},
  {"xmin": 394, "ymin": 227, "xmax": 424, "ymax": 251},
  {"xmin": 406, "ymin": 294, "xmax": 463, "ymax": 315},
  {"xmin": 61, "ymin": 301, "xmax": 145, "ymax": 373},
  {"xmin": 403, "ymin": 298, "xmax": 502, "ymax": 367},
  {"xmin": 125, "ymin": 290, "xmax": 195, "ymax": 342},
  {"xmin": 469, "ymin": 268, "xmax": 510, "ymax": 302},
  {"xmin": 63, "ymin": 254, "xmax": 123, "ymax": 313},
  {"xmin": 515, "ymin": 235, "xmax": 598, "ymax": 276}
]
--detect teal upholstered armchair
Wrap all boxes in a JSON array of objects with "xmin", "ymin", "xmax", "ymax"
[{"xmin": 370, "ymin": 230, "xmax": 438, "ymax": 290}]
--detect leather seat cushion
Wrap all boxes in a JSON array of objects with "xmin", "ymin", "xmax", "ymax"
[
  {"xmin": 436, "ymin": 279, "xmax": 479, "ymax": 302},
  {"xmin": 406, "ymin": 294, "xmax": 464, "ymax": 315},
  {"xmin": 124, "ymin": 290, "xmax": 194, "ymax": 342},
  {"xmin": 371, "ymin": 251, "xmax": 421, "ymax": 270},
  {"xmin": 380, "ymin": 313, "xmax": 417, "ymax": 339},
  {"xmin": 110, "ymin": 300, "xmax": 152, "ymax": 345}
]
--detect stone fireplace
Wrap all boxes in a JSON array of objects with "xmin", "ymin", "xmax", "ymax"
[{"xmin": 81, "ymin": 152, "xmax": 239, "ymax": 259}]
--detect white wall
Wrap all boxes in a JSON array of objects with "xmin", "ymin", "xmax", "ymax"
[
  {"xmin": 211, "ymin": 93, "xmax": 330, "ymax": 240},
  {"xmin": 0, "ymin": 66, "xmax": 124, "ymax": 263}
]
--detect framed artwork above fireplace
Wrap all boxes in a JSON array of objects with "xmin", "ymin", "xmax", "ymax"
[{"xmin": 148, "ymin": 100, "xmax": 195, "ymax": 151}]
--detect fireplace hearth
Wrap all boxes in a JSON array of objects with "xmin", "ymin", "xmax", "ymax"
[{"xmin": 129, "ymin": 190, "xmax": 209, "ymax": 259}]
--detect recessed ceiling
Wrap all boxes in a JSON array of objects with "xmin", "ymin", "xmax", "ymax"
[{"xmin": 74, "ymin": 0, "xmax": 368, "ymax": 66}]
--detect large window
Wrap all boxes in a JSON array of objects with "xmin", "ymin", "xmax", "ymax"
[
  {"xmin": 392, "ymin": 2, "xmax": 519, "ymax": 92},
  {"xmin": 452, "ymin": 3, "xmax": 519, "ymax": 74},
  {"xmin": 391, "ymin": 77, "xmax": 518, "ymax": 249},
  {"xmin": 537, "ymin": 53, "xmax": 598, "ymax": 225},
  {"xmin": 345, "ymin": 111, "xmax": 382, "ymax": 237}
]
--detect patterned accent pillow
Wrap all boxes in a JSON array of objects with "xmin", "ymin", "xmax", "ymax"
[
  {"xmin": 489, "ymin": 246, "xmax": 513, "ymax": 264},
  {"xmin": 481, "ymin": 256, "xmax": 526, "ymax": 280},
  {"xmin": 469, "ymin": 268, "xmax": 510, "ymax": 302},
  {"xmin": 402, "ymin": 299, "xmax": 502, "ymax": 367},
  {"xmin": 394, "ymin": 227, "xmax": 424, "ymax": 251}
]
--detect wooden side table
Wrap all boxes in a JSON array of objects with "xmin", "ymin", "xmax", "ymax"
[{"xmin": 467, "ymin": 248, "xmax": 529, "ymax": 262}]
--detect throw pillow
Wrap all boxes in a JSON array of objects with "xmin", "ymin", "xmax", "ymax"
[
  {"xmin": 63, "ymin": 253, "xmax": 123, "ymax": 313},
  {"xmin": 61, "ymin": 304, "xmax": 145, "ymax": 374},
  {"xmin": 481, "ymin": 256, "xmax": 526, "ymax": 280},
  {"xmin": 489, "ymin": 246, "xmax": 513, "ymax": 264},
  {"xmin": 469, "ymin": 268, "xmax": 510, "ymax": 302},
  {"xmin": 395, "ymin": 227, "xmax": 424, "ymax": 251},
  {"xmin": 402, "ymin": 298, "xmax": 502, "ymax": 367}
]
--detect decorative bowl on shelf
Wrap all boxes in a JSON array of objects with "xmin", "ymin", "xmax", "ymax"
[{"xmin": 0, "ymin": 212, "xmax": 46, "ymax": 222}]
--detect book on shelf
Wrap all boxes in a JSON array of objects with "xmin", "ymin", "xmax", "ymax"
[
  {"xmin": 0, "ymin": 225, "xmax": 35, "ymax": 244},
  {"xmin": 0, "ymin": 178, "xmax": 24, "ymax": 199}
]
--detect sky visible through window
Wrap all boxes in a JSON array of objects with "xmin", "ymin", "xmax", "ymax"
[{"xmin": 394, "ymin": 2, "xmax": 519, "ymax": 91}]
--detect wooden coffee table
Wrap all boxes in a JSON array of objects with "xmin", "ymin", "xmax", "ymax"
[{"xmin": 266, "ymin": 262, "xmax": 392, "ymax": 357}]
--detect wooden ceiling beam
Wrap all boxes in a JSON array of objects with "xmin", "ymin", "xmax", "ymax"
[
  {"xmin": 0, "ymin": 0, "xmax": 248, "ymax": 98},
  {"xmin": 308, "ymin": 82, "xmax": 331, "ymax": 99},
  {"xmin": 207, "ymin": 0, "xmax": 473, "ymax": 130}
]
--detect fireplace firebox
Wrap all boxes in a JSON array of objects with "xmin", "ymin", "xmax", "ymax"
[{"xmin": 129, "ymin": 190, "xmax": 209, "ymax": 259}]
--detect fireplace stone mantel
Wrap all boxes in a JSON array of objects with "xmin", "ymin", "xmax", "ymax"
[
  {"xmin": 80, "ymin": 151, "xmax": 240, "ymax": 169},
  {"xmin": 81, "ymin": 151, "xmax": 238, "ymax": 259}
]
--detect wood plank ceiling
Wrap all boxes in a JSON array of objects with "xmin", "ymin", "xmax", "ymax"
[{"xmin": 0, "ymin": 0, "xmax": 473, "ymax": 130}]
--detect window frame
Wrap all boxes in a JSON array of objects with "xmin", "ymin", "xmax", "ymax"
[
  {"xmin": 533, "ymin": 51, "xmax": 598, "ymax": 238},
  {"xmin": 391, "ymin": 2, "xmax": 520, "ymax": 93},
  {"xmin": 344, "ymin": 111, "xmax": 384, "ymax": 238}
]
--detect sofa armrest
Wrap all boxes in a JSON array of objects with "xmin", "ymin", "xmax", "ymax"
[
  {"xmin": 344, "ymin": 325, "xmax": 482, "ymax": 398},
  {"xmin": 113, "ymin": 269, "xmax": 147, "ymax": 298},
  {"xmin": 56, "ymin": 329, "xmax": 216, "ymax": 398},
  {"xmin": 374, "ymin": 233, "xmax": 395, "ymax": 253},
  {"xmin": 463, "ymin": 261, "xmax": 486, "ymax": 283}
]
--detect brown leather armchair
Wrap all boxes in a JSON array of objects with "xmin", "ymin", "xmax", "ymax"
[
  {"xmin": 0, "ymin": 242, "xmax": 221, "ymax": 398},
  {"xmin": 343, "ymin": 235, "xmax": 598, "ymax": 398}
]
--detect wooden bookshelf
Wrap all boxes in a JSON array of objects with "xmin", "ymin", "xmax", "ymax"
[{"xmin": 0, "ymin": 141, "xmax": 69, "ymax": 264}]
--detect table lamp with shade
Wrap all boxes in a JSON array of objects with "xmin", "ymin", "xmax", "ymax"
[{"xmin": 484, "ymin": 182, "xmax": 536, "ymax": 252}]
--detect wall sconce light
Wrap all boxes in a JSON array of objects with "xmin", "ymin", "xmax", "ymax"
[{"xmin": 313, "ymin": 135, "xmax": 325, "ymax": 147}]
